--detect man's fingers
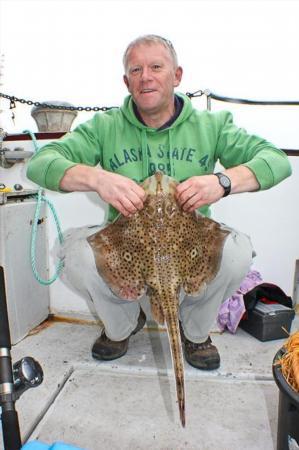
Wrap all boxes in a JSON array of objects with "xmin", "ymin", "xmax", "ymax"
[
  {"xmin": 121, "ymin": 196, "xmax": 140, "ymax": 215},
  {"xmin": 175, "ymin": 181, "xmax": 191, "ymax": 200},
  {"xmin": 113, "ymin": 191, "xmax": 146, "ymax": 217},
  {"xmin": 129, "ymin": 188, "xmax": 146, "ymax": 210},
  {"xmin": 185, "ymin": 198, "xmax": 206, "ymax": 212},
  {"xmin": 113, "ymin": 199, "xmax": 137, "ymax": 217},
  {"xmin": 176, "ymin": 185, "xmax": 193, "ymax": 205},
  {"xmin": 132, "ymin": 184, "xmax": 147, "ymax": 201},
  {"xmin": 176, "ymin": 176, "xmax": 222, "ymax": 211},
  {"xmin": 181, "ymin": 193, "xmax": 201, "ymax": 211},
  {"xmin": 113, "ymin": 200, "xmax": 130, "ymax": 217},
  {"xmin": 118, "ymin": 186, "xmax": 146, "ymax": 214},
  {"xmin": 96, "ymin": 170, "xmax": 147, "ymax": 212}
]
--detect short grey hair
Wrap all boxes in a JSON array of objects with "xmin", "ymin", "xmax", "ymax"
[{"xmin": 123, "ymin": 34, "xmax": 179, "ymax": 72}]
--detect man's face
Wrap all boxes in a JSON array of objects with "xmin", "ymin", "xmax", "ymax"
[{"xmin": 123, "ymin": 43, "xmax": 182, "ymax": 118}]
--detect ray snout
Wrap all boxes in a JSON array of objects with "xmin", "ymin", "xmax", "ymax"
[{"xmin": 142, "ymin": 172, "xmax": 178, "ymax": 196}]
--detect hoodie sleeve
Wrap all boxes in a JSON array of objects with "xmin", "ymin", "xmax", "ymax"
[
  {"xmin": 215, "ymin": 111, "xmax": 292, "ymax": 189},
  {"xmin": 26, "ymin": 113, "xmax": 103, "ymax": 191}
]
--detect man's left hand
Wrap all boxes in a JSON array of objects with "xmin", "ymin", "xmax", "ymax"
[{"xmin": 175, "ymin": 175, "xmax": 225, "ymax": 212}]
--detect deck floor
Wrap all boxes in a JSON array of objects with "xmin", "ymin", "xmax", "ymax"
[{"xmin": 2, "ymin": 315, "xmax": 298, "ymax": 450}]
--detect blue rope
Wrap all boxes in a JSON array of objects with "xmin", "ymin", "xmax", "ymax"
[{"xmin": 23, "ymin": 129, "xmax": 64, "ymax": 285}]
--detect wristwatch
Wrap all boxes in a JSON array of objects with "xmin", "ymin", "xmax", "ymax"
[{"xmin": 214, "ymin": 172, "xmax": 231, "ymax": 197}]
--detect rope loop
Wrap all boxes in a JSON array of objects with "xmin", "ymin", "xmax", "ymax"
[{"xmin": 23, "ymin": 129, "xmax": 64, "ymax": 285}]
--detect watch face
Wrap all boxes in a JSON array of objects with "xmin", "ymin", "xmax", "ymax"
[
  {"xmin": 215, "ymin": 173, "xmax": 231, "ymax": 197},
  {"xmin": 220, "ymin": 175, "xmax": 230, "ymax": 188}
]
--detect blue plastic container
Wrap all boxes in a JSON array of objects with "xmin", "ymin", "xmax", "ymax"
[{"xmin": 21, "ymin": 441, "xmax": 86, "ymax": 450}]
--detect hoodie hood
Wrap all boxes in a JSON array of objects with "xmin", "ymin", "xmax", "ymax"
[{"xmin": 120, "ymin": 92, "xmax": 193, "ymax": 130}]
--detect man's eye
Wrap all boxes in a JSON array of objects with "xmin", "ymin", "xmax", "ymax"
[
  {"xmin": 152, "ymin": 64, "xmax": 162, "ymax": 71},
  {"xmin": 130, "ymin": 67, "xmax": 142, "ymax": 74}
]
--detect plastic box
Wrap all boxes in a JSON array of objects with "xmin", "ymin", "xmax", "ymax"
[{"xmin": 239, "ymin": 301, "xmax": 295, "ymax": 341}]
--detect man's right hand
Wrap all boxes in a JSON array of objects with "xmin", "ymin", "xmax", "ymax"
[
  {"xmin": 60, "ymin": 165, "xmax": 146, "ymax": 217},
  {"xmin": 96, "ymin": 168, "xmax": 146, "ymax": 216}
]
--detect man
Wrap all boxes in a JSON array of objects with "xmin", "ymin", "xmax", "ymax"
[{"xmin": 27, "ymin": 35, "xmax": 291, "ymax": 370}]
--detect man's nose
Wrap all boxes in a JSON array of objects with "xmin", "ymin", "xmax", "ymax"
[{"xmin": 141, "ymin": 67, "xmax": 153, "ymax": 81}]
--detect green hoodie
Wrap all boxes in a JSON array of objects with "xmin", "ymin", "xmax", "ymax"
[{"xmin": 27, "ymin": 93, "xmax": 291, "ymax": 222}]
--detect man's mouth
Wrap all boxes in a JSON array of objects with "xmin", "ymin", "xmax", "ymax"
[{"xmin": 141, "ymin": 89, "xmax": 156, "ymax": 94}]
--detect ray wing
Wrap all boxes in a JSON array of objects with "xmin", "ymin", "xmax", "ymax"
[
  {"xmin": 87, "ymin": 216, "xmax": 147, "ymax": 300},
  {"xmin": 182, "ymin": 214, "xmax": 230, "ymax": 296}
]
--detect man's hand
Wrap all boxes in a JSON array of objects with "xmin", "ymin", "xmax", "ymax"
[
  {"xmin": 60, "ymin": 165, "xmax": 146, "ymax": 216},
  {"xmin": 96, "ymin": 169, "xmax": 146, "ymax": 216},
  {"xmin": 176, "ymin": 166, "xmax": 260, "ymax": 212},
  {"xmin": 176, "ymin": 175, "xmax": 224, "ymax": 212}
]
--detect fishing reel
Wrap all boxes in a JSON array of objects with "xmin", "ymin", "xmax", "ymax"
[
  {"xmin": 12, "ymin": 356, "xmax": 43, "ymax": 400},
  {"xmin": 0, "ymin": 353, "xmax": 44, "ymax": 450},
  {"xmin": 0, "ymin": 354, "xmax": 43, "ymax": 404}
]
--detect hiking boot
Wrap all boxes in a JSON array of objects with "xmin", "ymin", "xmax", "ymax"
[
  {"xmin": 181, "ymin": 328, "xmax": 220, "ymax": 370},
  {"xmin": 92, "ymin": 309, "xmax": 146, "ymax": 361}
]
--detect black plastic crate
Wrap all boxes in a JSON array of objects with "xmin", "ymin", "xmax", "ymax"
[{"xmin": 239, "ymin": 301, "xmax": 295, "ymax": 341}]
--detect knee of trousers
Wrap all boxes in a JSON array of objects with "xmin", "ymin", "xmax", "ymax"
[
  {"xmin": 219, "ymin": 230, "xmax": 254, "ymax": 287},
  {"xmin": 60, "ymin": 237, "xmax": 98, "ymax": 295}
]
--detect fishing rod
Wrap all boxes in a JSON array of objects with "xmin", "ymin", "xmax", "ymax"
[{"xmin": 0, "ymin": 266, "xmax": 43, "ymax": 450}]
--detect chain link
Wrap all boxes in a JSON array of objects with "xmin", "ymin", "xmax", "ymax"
[
  {"xmin": 185, "ymin": 90, "xmax": 205, "ymax": 98},
  {"xmin": 0, "ymin": 92, "xmax": 118, "ymax": 112}
]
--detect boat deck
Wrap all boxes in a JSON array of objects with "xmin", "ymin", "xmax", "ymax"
[{"xmin": 2, "ymin": 315, "xmax": 298, "ymax": 450}]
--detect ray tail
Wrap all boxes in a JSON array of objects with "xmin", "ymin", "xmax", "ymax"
[{"xmin": 164, "ymin": 308, "xmax": 186, "ymax": 427}]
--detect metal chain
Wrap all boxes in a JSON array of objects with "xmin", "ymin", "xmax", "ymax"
[
  {"xmin": 2, "ymin": 90, "xmax": 299, "ymax": 110},
  {"xmin": 0, "ymin": 92, "xmax": 118, "ymax": 112}
]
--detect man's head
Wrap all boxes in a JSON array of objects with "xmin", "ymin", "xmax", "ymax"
[
  {"xmin": 123, "ymin": 34, "xmax": 183, "ymax": 126},
  {"xmin": 123, "ymin": 35, "xmax": 179, "ymax": 72}
]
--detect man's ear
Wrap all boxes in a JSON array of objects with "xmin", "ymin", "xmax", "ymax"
[
  {"xmin": 174, "ymin": 66, "xmax": 183, "ymax": 87},
  {"xmin": 123, "ymin": 74, "xmax": 130, "ymax": 91}
]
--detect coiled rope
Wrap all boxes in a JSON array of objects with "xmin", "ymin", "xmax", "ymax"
[{"xmin": 23, "ymin": 129, "xmax": 64, "ymax": 285}]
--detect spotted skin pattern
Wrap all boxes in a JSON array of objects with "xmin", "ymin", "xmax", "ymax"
[{"xmin": 87, "ymin": 172, "xmax": 230, "ymax": 427}]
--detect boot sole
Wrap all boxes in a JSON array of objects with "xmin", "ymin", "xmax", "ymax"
[
  {"xmin": 92, "ymin": 348, "xmax": 128, "ymax": 361},
  {"xmin": 185, "ymin": 357, "xmax": 220, "ymax": 371}
]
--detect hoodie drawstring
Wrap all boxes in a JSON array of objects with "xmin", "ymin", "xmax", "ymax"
[
  {"xmin": 169, "ymin": 128, "xmax": 174, "ymax": 177},
  {"xmin": 141, "ymin": 129, "xmax": 149, "ymax": 180}
]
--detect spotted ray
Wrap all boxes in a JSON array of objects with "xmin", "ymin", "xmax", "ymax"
[{"xmin": 87, "ymin": 172, "xmax": 230, "ymax": 427}]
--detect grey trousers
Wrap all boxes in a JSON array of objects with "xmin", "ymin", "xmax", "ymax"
[{"xmin": 59, "ymin": 224, "xmax": 254, "ymax": 343}]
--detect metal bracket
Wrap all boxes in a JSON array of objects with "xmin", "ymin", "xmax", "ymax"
[{"xmin": 0, "ymin": 127, "xmax": 34, "ymax": 168}]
